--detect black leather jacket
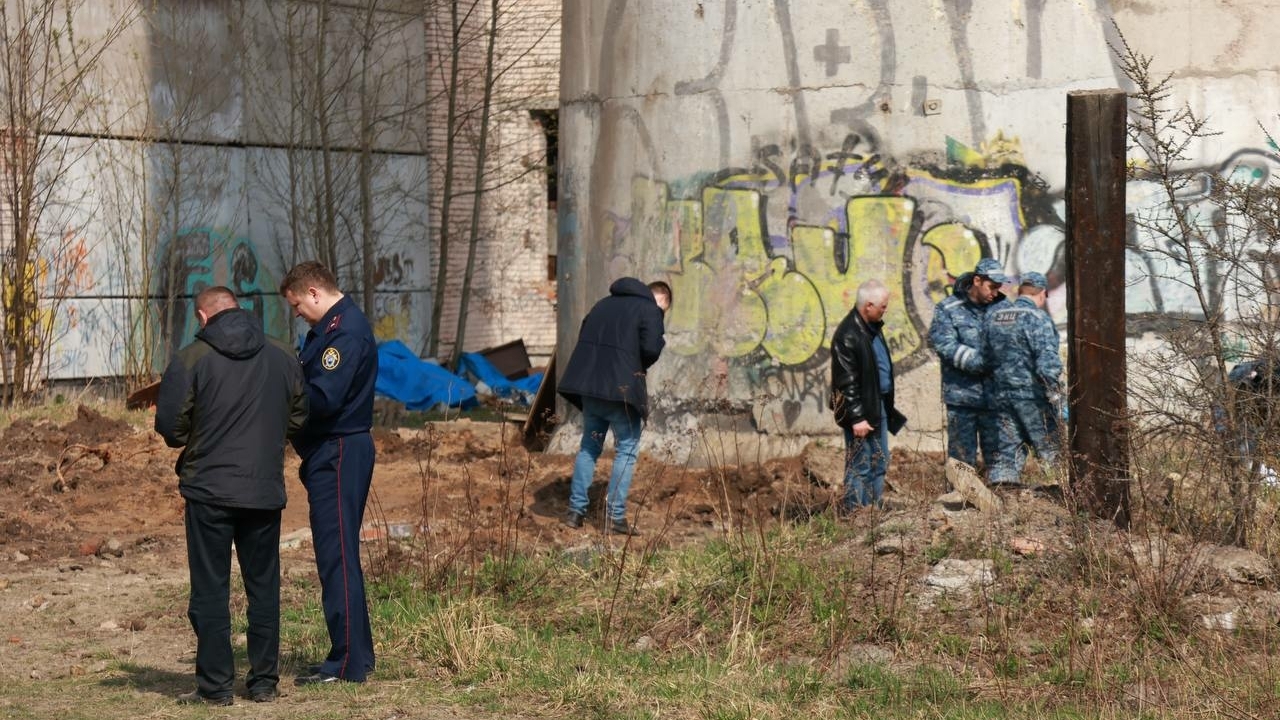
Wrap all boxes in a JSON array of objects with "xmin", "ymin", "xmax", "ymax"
[{"xmin": 829, "ymin": 308, "xmax": 900, "ymax": 431}]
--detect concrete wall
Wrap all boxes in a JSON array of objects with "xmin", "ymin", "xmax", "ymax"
[
  {"xmin": 4, "ymin": 0, "xmax": 561, "ymax": 382},
  {"xmin": 0, "ymin": 0, "xmax": 429, "ymax": 380},
  {"xmin": 558, "ymin": 0, "xmax": 1280, "ymax": 461}
]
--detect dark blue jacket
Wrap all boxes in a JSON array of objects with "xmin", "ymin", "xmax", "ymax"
[
  {"xmin": 558, "ymin": 277, "xmax": 665, "ymax": 418},
  {"xmin": 293, "ymin": 295, "xmax": 378, "ymax": 458},
  {"xmin": 155, "ymin": 308, "xmax": 308, "ymax": 509},
  {"xmin": 984, "ymin": 296, "xmax": 1062, "ymax": 404},
  {"xmin": 928, "ymin": 273, "xmax": 1005, "ymax": 408}
]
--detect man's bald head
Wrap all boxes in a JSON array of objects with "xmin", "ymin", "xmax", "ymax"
[{"xmin": 194, "ymin": 286, "xmax": 238, "ymax": 327}]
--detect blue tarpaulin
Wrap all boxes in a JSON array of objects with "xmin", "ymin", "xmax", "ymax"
[
  {"xmin": 375, "ymin": 340, "xmax": 477, "ymax": 411},
  {"xmin": 458, "ymin": 351, "xmax": 543, "ymax": 404}
]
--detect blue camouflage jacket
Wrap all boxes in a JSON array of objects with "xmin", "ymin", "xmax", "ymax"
[
  {"xmin": 983, "ymin": 295, "xmax": 1062, "ymax": 403},
  {"xmin": 928, "ymin": 273, "xmax": 1004, "ymax": 408}
]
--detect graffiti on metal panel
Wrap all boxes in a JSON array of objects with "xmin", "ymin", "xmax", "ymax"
[
  {"xmin": 6, "ymin": 231, "xmax": 96, "ymax": 362},
  {"xmin": 154, "ymin": 228, "xmax": 286, "ymax": 358}
]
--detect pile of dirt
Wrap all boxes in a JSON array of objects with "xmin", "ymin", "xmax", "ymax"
[
  {"xmin": 0, "ymin": 409, "xmax": 959, "ymax": 566},
  {"xmin": 0, "ymin": 405, "xmax": 181, "ymax": 562}
]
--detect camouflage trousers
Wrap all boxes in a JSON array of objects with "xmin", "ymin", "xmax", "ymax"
[
  {"xmin": 989, "ymin": 400, "xmax": 1061, "ymax": 484},
  {"xmin": 945, "ymin": 405, "xmax": 1001, "ymax": 473}
]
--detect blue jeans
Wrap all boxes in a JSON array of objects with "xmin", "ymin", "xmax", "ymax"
[
  {"xmin": 569, "ymin": 397, "xmax": 643, "ymax": 521},
  {"xmin": 842, "ymin": 414, "xmax": 889, "ymax": 510}
]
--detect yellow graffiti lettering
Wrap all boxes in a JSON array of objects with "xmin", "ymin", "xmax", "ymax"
[
  {"xmin": 791, "ymin": 224, "xmax": 854, "ymax": 342},
  {"xmin": 621, "ymin": 162, "xmax": 1029, "ymax": 368},
  {"xmin": 847, "ymin": 196, "xmax": 920, "ymax": 356},
  {"xmin": 756, "ymin": 257, "xmax": 824, "ymax": 365},
  {"xmin": 920, "ymin": 222, "xmax": 984, "ymax": 304},
  {"xmin": 698, "ymin": 186, "xmax": 768, "ymax": 356}
]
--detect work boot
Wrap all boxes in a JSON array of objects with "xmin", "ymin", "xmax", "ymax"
[
  {"xmin": 248, "ymin": 687, "xmax": 278, "ymax": 703},
  {"xmin": 562, "ymin": 510, "xmax": 584, "ymax": 529},
  {"xmin": 176, "ymin": 690, "xmax": 233, "ymax": 706},
  {"xmin": 609, "ymin": 517, "xmax": 639, "ymax": 536}
]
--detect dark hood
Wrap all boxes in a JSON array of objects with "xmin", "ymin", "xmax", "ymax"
[
  {"xmin": 197, "ymin": 308, "xmax": 266, "ymax": 360},
  {"xmin": 609, "ymin": 276, "xmax": 655, "ymax": 301}
]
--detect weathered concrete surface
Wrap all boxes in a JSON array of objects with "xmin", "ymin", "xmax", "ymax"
[{"xmin": 557, "ymin": 0, "xmax": 1280, "ymax": 461}]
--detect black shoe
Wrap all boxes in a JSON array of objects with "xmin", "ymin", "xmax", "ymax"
[
  {"xmin": 563, "ymin": 510, "xmax": 584, "ymax": 529},
  {"xmin": 294, "ymin": 672, "xmax": 346, "ymax": 686},
  {"xmin": 306, "ymin": 663, "xmax": 323, "ymax": 675},
  {"xmin": 176, "ymin": 690, "xmax": 233, "ymax": 706},
  {"xmin": 609, "ymin": 518, "xmax": 639, "ymax": 536},
  {"xmin": 249, "ymin": 687, "xmax": 278, "ymax": 703}
]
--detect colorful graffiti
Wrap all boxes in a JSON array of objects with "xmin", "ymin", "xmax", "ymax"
[
  {"xmin": 154, "ymin": 228, "xmax": 287, "ymax": 360},
  {"xmin": 621, "ymin": 133, "xmax": 1058, "ymax": 370},
  {"xmin": 619, "ymin": 134, "xmax": 1280, "ymax": 371},
  {"xmin": 371, "ymin": 250, "xmax": 418, "ymax": 340}
]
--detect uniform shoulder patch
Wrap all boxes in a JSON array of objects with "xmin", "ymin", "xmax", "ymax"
[
  {"xmin": 991, "ymin": 309, "xmax": 1019, "ymax": 325},
  {"xmin": 321, "ymin": 346, "xmax": 341, "ymax": 371}
]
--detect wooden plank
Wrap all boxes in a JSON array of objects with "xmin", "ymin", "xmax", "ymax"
[
  {"xmin": 522, "ymin": 350, "xmax": 556, "ymax": 449},
  {"xmin": 126, "ymin": 380, "xmax": 161, "ymax": 410},
  {"xmin": 1065, "ymin": 89, "xmax": 1131, "ymax": 527}
]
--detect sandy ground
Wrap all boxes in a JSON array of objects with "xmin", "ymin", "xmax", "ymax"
[{"xmin": 0, "ymin": 405, "xmax": 868, "ymax": 696}]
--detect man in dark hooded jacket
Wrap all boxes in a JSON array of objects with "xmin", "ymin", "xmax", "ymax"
[
  {"xmin": 156, "ymin": 286, "xmax": 308, "ymax": 706},
  {"xmin": 558, "ymin": 277, "xmax": 670, "ymax": 535}
]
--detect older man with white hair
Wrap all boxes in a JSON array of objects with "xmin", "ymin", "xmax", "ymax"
[{"xmin": 829, "ymin": 279, "xmax": 907, "ymax": 510}]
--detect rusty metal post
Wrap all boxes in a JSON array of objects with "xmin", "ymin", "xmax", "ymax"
[{"xmin": 1065, "ymin": 89, "xmax": 1131, "ymax": 528}]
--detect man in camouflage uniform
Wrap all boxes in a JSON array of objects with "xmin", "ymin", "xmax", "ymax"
[
  {"xmin": 928, "ymin": 257, "xmax": 1008, "ymax": 472},
  {"xmin": 983, "ymin": 272, "xmax": 1063, "ymax": 484}
]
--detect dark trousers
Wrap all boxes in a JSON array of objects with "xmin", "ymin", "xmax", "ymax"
[
  {"xmin": 300, "ymin": 432, "xmax": 375, "ymax": 681},
  {"xmin": 184, "ymin": 500, "xmax": 281, "ymax": 698},
  {"xmin": 945, "ymin": 404, "xmax": 1001, "ymax": 472}
]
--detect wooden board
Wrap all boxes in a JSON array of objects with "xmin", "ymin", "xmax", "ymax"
[
  {"xmin": 126, "ymin": 380, "xmax": 161, "ymax": 410},
  {"xmin": 522, "ymin": 350, "xmax": 556, "ymax": 449}
]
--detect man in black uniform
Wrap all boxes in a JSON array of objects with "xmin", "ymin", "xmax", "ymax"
[
  {"xmin": 281, "ymin": 261, "xmax": 379, "ymax": 685},
  {"xmin": 156, "ymin": 286, "xmax": 308, "ymax": 706}
]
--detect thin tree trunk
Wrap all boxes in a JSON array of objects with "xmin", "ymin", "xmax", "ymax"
[
  {"xmin": 317, "ymin": 0, "xmax": 337, "ymax": 270},
  {"xmin": 427, "ymin": 0, "xmax": 465, "ymax": 358},
  {"xmin": 449, "ymin": 0, "xmax": 498, "ymax": 370},
  {"xmin": 359, "ymin": 1, "xmax": 376, "ymax": 319}
]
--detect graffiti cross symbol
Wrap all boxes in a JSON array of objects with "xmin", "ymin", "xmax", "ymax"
[{"xmin": 814, "ymin": 28, "xmax": 851, "ymax": 77}]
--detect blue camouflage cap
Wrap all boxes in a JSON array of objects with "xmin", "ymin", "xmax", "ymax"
[
  {"xmin": 1020, "ymin": 271, "xmax": 1048, "ymax": 289},
  {"xmin": 973, "ymin": 258, "xmax": 1009, "ymax": 284}
]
